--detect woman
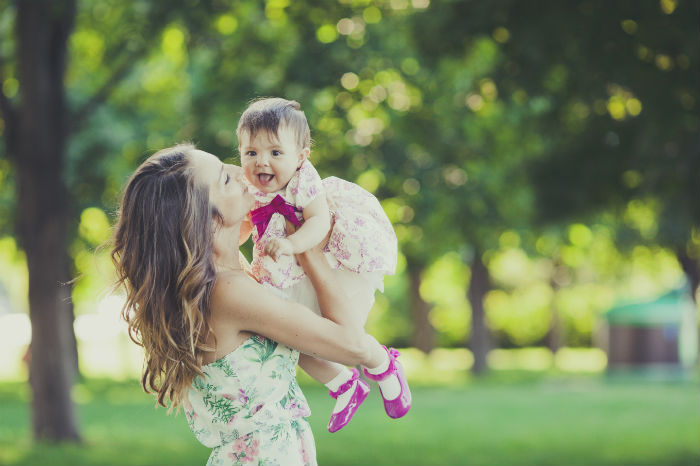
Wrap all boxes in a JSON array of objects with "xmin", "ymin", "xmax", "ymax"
[{"xmin": 110, "ymin": 143, "xmax": 410, "ymax": 466}]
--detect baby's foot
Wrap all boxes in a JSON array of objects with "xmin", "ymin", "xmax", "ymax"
[
  {"xmin": 364, "ymin": 347, "xmax": 412, "ymax": 418},
  {"xmin": 327, "ymin": 368, "xmax": 370, "ymax": 432}
]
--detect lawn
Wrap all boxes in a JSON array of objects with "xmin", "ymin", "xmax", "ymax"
[{"xmin": 0, "ymin": 374, "xmax": 697, "ymax": 466}]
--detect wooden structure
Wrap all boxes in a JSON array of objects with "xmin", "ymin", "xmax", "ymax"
[{"xmin": 601, "ymin": 287, "xmax": 698, "ymax": 369}]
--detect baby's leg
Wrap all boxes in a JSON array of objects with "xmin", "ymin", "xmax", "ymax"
[
  {"xmin": 299, "ymin": 353, "xmax": 368, "ymax": 432},
  {"xmin": 298, "ymin": 353, "xmax": 345, "ymax": 385},
  {"xmin": 328, "ymin": 269, "xmax": 377, "ymax": 329},
  {"xmin": 287, "ymin": 271, "xmax": 374, "ymax": 432},
  {"xmin": 298, "ymin": 354, "xmax": 356, "ymax": 412},
  {"xmin": 333, "ymin": 271, "xmax": 404, "ymax": 406}
]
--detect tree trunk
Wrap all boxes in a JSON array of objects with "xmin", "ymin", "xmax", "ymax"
[
  {"xmin": 15, "ymin": 1, "xmax": 80, "ymax": 442},
  {"xmin": 407, "ymin": 259, "xmax": 434, "ymax": 353},
  {"xmin": 468, "ymin": 250, "xmax": 490, "ymax": 374},
  {"xmin": 676, "ymin": 249, "xmax": 699, "ymax": 303},
  {"xmin": 546, "ymin": 259, "xmax": 564, "ymax": 353},
  {"xmin": 547, "ymin": 303, "xmax": 563, "ymax": 353}
]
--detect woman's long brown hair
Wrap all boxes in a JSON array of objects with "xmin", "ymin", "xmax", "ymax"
[{"xmin": 111, "ymin": 143, "xmax": 218, "ymax": 409}]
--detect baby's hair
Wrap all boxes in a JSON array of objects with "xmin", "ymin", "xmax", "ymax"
[{"xmin": 237, "ymin": 97, "xmax": 311, "ymax": 150}]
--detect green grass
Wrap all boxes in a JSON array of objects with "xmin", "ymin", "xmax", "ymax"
[{"xmin": 0, "ymin": 374, "xmax": 698, "ymax": 465}]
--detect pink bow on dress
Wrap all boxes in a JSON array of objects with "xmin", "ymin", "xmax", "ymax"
[{"xmin": 250, "ymin": 194, "xmax": 302, "ymax": 237}]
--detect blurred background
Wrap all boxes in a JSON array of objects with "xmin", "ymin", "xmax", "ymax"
[{"xmin": 0, "ymin": 0, "xmax": 698, "ymax": 465}]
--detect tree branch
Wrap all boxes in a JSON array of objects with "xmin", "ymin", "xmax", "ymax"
[
  {"xmin": 69, "ymin": 2, "xmax": 180, "ymax": 134},
  {"xmin": 69, "ymin": 48, "xmax": 145, "ymax": 134},
  {"xmin": 0, "ymin": 55, "xmax": 18, "ymax": 160}
]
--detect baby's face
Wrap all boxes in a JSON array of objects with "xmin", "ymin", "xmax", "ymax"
[{"xmin": 239, "ymin": 125, "xmax": 305, "ymax": 194}]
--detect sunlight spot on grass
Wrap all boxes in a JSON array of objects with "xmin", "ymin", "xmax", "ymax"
[
  {"xmin": 429, "ymin": 348, "xmax": 472, "ymax": 372},
  {"xmin": 488, "ymin": 347, "xmax": 553, "ymax": 371},
  {"xmin": 554, "ymin": 347, "xmax": 607, "ymax": 372},
  {"xmin": 71, "ymin": 383, "xmax": 95, "ymax": 404}
]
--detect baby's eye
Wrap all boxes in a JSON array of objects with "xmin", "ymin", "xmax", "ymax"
[
  {"xmin": 246, "ymin": 151, "xmax": 256, "ymax": 157},
  {"xmin": 272, "ymin": 150, "xmax": 281, "ymax": 156}
]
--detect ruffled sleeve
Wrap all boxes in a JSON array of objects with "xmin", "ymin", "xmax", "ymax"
[{"xmin": 286, "ymin": 159, "xmax": 323, "ymax": 209}]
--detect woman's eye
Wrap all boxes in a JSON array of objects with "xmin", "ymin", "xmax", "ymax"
[{"xmin": 225, "ymin": 173, "xmax": 230, "ymax": 185}]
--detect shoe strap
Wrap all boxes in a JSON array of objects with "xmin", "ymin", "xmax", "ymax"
[
  {"xmin": 329, "ymin": 368, "xmax": 359, "ymax": 399},
  {"xmin": 363, "ymin": 346, "xmax": 400, "ymax": 382}
]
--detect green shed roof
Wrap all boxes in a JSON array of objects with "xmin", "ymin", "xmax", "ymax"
[{"xmin": 604, "ymin": 288, "xmax": 696, "ymax": 326}]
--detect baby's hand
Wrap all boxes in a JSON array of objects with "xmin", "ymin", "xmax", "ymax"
[{"xmin": 265, "ymin": 238, "xmax": 294, "ymax": 262}]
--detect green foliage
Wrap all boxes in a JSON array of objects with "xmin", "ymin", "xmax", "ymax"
[
  {"xmin": 0, "ymin": 237, "xmax": 27, "ymax": 312},
  {"xmin": 420, "ymin": 252, "xmax": 470, "ymax": 345},
  {"xmin": 0, "ymin": 0, "xmax": 696, "ymax": 350}
]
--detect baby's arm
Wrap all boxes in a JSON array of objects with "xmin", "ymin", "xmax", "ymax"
[
  {"xmin": 265, "ymin": 194, "xmax": 331, "ymax": 260},
  {"xmin": 290, "ymin": 194, "xmax": 331, "ymax": 252}
]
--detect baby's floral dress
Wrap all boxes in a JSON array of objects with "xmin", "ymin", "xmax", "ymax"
[
  {"xmin": 185, "ymin": 335, "xmax": 316, "ymax": 466},
  {"xmin": 249, "ymin": 159, "xmax": 397, "ymax": 311}
]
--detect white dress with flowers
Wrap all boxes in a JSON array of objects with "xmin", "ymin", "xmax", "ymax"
[
  {"xmin": 249, "ymin": 160, "xmax": 397, "ymax": 318},
  {"xmin": 185, "ymin": 335, "xmax": 316, "ymax": 466}
]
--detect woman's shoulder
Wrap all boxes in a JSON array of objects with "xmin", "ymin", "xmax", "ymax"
[
  {"xmin": 212, "ymin": 269, "xmax": 254, "ymax": 298},
  {"xmin": 211, "ymin": 269, "xmax": 278, "ymax": 312},
  {"xmin": 210, "ymin": 270, "xmax": 254, "ymax": 311},
  {"xmin": 208, "ymin": 270, "xmax": 261, "ymax": 337}
]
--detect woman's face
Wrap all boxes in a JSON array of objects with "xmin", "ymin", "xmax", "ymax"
[{"xmin": 189, "ymin": 149, "xmax": 254, "ymax": 227}]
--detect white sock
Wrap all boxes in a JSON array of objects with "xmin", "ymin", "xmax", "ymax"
[
  {"xmin": 366, "ymin": 352, "xmax": 401, "ymax": 400},
  {"xmin": 325, "ymin": 368, "xmax": 354, "ymax": 414}
]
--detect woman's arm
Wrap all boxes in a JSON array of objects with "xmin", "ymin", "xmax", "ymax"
[{"xmin": 212, "ymin": 273, "xmax": 381, "ymax": 366}]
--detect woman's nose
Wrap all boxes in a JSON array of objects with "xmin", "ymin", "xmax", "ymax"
[{"xmin": 234, "ymin": 171, "xmax": 246, "ymax": 185}]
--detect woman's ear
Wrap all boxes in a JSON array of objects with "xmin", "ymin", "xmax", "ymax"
[{"xmin": 297, "ymin": 147, "xmax": 310, "ymax": 168}]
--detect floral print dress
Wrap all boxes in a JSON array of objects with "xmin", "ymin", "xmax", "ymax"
[
  {"xmin": 185, "ymin": 335, "xmax": 316, "ymax": 466},
  {"xmin": 249, "ymin": 160, "xmax": 397, "ymax": 312}
]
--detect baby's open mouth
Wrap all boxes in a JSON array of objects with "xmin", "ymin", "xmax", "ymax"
[{"xmin": 257, "ymin": 173, "xmax": 274, "ymax": 185}]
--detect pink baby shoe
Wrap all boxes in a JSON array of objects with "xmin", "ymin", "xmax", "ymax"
[
  {"xmin": 363, "ymin": 346, "xmax": 412, "ymax": 419},
  {"xmin": 328, "ymin": 368, "xmax": 370, "ymax": 433}
]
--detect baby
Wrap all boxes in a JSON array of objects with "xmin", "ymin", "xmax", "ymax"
[{"xmin": 237, "ymin": 97, "xmax": 410, "ymax": 432}]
